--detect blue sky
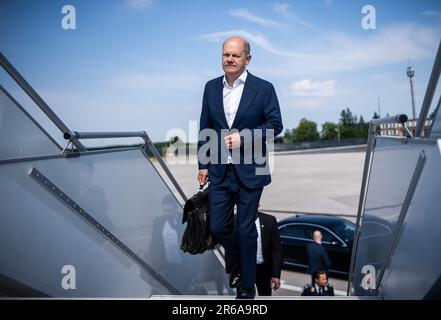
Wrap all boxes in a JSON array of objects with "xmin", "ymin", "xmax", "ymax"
[{"xmin": 1, "ymin": 0, "xmax": 441, "ymax": 143}]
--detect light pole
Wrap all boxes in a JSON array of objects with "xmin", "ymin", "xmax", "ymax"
[
  {"xmin": 337, "ymin": 120, "xmax": 341, "ymax": 144},
  {"xmin": 377, "ymin": 97, "xmax": 381, "ymax": 118},
  {"xmin": 337, "ymin": 124, "xmax": 340, "ymax": 144},
  {"xmin": 407, "ymin": 62, "xmax": 416, "ymax": 120}
]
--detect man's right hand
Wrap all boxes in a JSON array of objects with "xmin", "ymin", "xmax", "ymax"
[{"xmin": 198, "ymin": 169, "xmax": 209, "ymax": 186}]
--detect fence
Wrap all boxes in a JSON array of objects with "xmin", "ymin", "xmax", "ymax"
[{"xmin": 274, "ymin": 138, "xmax": 367, "ymax": 152}]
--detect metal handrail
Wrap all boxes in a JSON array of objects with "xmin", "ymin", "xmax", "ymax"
[
  {"xmin": 415, "ymin": 40, "xmax": 441, "ymax": 137},
  {"xmin": 370, "ymin": 114, "xmax": 408, "ymax": 125},
  {"xmin": 346, "ymin": 114, "xmax": 408, "ymax": 296},
  {"xmin": 64, "ymin": 130, "xmax": 188, "ymax": 203},
  {"xmin": 427, "ymin": 95, "xmax": 441, "ymax": 137},
  {"xmin": 0, "ymin": 52, "xmax": 86, "ymax": 151},
  {"xmin": 29, "ymin": 166, "xmax": 181, "ymax": 295},
  {"xmin": 63, "ymin": 131, "xmax": 148, "ymax": 140}
]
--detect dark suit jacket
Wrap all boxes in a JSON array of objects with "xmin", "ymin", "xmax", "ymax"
[
  {"xmin": 306, "ymin": 242, "xmax": 332, "ymax": 275},
  {"xmin": 198, "ymin": 72, "xmax": 283, "ymax": 189},
  {"xmin": 258, "ymin": 212, "xmax": 283, "ymax": 279},
  {"xmin": 225, "ymin": 212, "xmax": 283, "ymax": 279},
  {"xmin": 301, "ymin": 284, "xmax": 334, "ymax": 296}
]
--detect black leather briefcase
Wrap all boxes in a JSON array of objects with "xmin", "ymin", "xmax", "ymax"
[{"xmin": 180, "ymin": 185, "xmax": 216, "ymax": 254}]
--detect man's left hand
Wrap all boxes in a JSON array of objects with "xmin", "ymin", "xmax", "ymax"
[
  {"xmin": 224, "ymin": 132, "xmax": 241, "ymax": 149},
  {"xmin": 271, "ymin": 277, "xmax": 281, "ymax": 290}
]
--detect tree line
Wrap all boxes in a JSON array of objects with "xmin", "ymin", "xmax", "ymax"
[{"xmin": 283, "ymin": 108, "xmax": 380, "ymax": 143}]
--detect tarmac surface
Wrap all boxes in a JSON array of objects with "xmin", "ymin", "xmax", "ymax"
[{"xmin": 164, "ymin": 149, "xmax": 364, "ymax": 218}]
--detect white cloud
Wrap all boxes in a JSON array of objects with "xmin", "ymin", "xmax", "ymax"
[
  {"xmin": 289, "ymin": 79, "xmax": 337, "ymax": 97},
  {"xmin": 126, "ymin": 0, "xmax": 153, "ymax": 10},
  {"xmin": 422, "ymin": 10, "xmax": 441, "ymax": 19},
  {"xmin": 272, "ymin": 3, "xmax": 291, "ymax": 14},
  {"xmin": 290, "ymin": 23, "xmax": 439, "ymax": 74},
  {"xmin": 271, "ymin": 2, "xmax": 314, "ymax": 29},
  {"xmin": 229, "ymin": 8, "xmax": 281, "ymax": 27},
  {"xmin": 271, "ymin": 23, "xmax": 438, "ymax": 79},
  {"xmin": 199, "ymin": 30, "xmax": 292, "ymax": 56},
  {"xmin": 200, "ymin": 23, "xmax": 438, "ymax": 78}
]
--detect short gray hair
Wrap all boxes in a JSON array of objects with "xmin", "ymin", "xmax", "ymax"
[
  {"xmin": 243, "ymin": 40, "xmax": 250, "ymax": 55},
  {"xmin": 223, "ymin": 37, "xmax": 251, "ymax": 55}
]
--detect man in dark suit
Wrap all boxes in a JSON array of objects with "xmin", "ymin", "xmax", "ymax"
[
  {"xmin": 197, "ymin": 36, "xmax": 283, "ymax": 299},
  {"xmin": 307, "ymin": 230, "xmax": 332, "ymax": 285},
  {"xmin": 226, "ymin": 211, "xmax": 283, "ymax": 296},
  {"xmin": 255, "ymin": 211, "xmax": 283, "ymax": 296},
  {"xmin": 148, "ymin": 194, "xmax": 192, "ymax": 292},
  {"xmin": 301, "ymin": 270, "xmax": 335, "ymax": 296}
]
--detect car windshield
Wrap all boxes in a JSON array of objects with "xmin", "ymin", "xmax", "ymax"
[{"xmin": 330, "ymin": 221, "xmax": 355, "ymax": 243}]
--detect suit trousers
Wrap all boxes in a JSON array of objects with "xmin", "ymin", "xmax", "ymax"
[
  {"xmin": 209, "ymin": 164, "xmax": 263, "ymax": 289},
  {"xmin": 256, "ymin": 263, "xmax": 272, "ymax": 296}
]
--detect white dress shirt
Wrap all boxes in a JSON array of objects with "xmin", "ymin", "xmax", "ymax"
[
  {"xmin": 255, "ymin": 216, "xmax": 264, "ymax": 264},
  {"xmin": 223, "ymin": 70, "xmax": 248, "ymax": 164},
  {"xmin": 223, "ymin": 70, "xmax": 247, "ymax": 128},
  {"xmin": 162, "ymin": 220, "xmax": 182, "ymax": 264}
]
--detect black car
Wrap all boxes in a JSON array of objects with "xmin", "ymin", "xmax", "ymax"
[{"xmin": 277, "ymin": 214, "xmax": 355, "ymax": 276}]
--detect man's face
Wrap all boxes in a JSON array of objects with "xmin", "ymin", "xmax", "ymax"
[
  {"xmin": 317, "ymin": 273, "xmax": 328, "ymax": 287},
  {"xmin": 313, "ymin": 231, "xmax": 323, "ymax": 242},
  {"xmin": 162, "ymin": 204, "xmax": 175, "ymax": 218},
  {"xmin": 222, "ymin": 39, "xmax": 250, "ymax": 78}
]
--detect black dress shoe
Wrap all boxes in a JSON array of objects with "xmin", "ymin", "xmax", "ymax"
[
  {"xmin": 236, "ymin": 286, "xmax": 256, "ymax": 300},
  {"xmin": 229, "ymin": 267, "xmax": 241, "ymax": 288}
]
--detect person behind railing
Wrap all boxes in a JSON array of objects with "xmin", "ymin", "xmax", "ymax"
[
  {"xmin": 225, "ymin": 209, "xmax": 283, "ymax": 296},
  {"xmin": 307, "ymin": 230, "xmax": 332, "ymax": 285},
  {"xmin": 148, "ymin": 194, "xmax": 193, "ymax": 292},
  {"xmin": 301, "ymin": 270, "xmax": 334, "ymax": 296}
]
